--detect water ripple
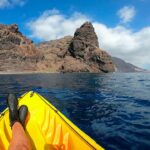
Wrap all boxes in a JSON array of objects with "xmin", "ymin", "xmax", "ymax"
[{"xmin": 0, "ymin": 73, "xmax": 150, "ymax": 149}]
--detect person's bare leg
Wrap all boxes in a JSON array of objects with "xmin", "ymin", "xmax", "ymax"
[
  {"xmin": 7, "ymin": 94, "xmax": 32, "ymax": 150},
  {"xmin": 8, "ymin": 122, "xmax": 31, "ymax": 150}
]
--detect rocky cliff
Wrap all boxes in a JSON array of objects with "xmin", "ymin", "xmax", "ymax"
[
  {"xmin": 0, "ymin": 24, "xmax": 46, "ymax": 72},
  {"xmin": 112, "ymin": 57, "xmax": 146, "ymax": 72},
  {"xmin": 37, "ymin": 22, "xmax": 115, "ymax": 73},
  {"xmin": 0, "ymin": 22, "xmax": 115, "ymax": 73}
]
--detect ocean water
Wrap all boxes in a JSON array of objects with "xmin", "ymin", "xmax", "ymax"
[{"xmin": 0, "ymin": 73, "xmax": 150, "ymax": 150}]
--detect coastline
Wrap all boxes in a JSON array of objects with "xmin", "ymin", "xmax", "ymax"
[
  {"xmin": 0, "ymin": 71, "xmax": 149, "ymax": 75},
  {"xmin": 0, "ymin": 71, "xmax": 58, "ymax": 75}
]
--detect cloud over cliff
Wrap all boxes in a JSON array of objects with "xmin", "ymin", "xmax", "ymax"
[{"xmin": 27, "ymin": 9, "xmax": 150, "ymax": 69}]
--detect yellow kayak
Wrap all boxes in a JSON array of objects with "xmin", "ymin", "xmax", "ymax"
[{"xmin": 0, "ymin": 91, "xmax": 104, "ymax": 150}]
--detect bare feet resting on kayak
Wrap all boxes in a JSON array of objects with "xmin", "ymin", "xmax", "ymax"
[{"xmin": 7, "ymin": 93, "xmax": 32, "ymax": 150}]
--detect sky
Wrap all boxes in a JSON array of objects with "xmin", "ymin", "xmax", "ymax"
[{"xmin": 0, "ymin": 0, "xmax": 150, "ymax": 69}]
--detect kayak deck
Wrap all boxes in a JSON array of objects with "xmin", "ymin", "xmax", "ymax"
[{"xmin": 0, "ymin": 91, "xmax": 104, "ymax": 150}]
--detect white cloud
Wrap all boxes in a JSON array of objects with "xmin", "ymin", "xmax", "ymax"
[
  {"xmin": 27, "ymin": 9, "xmax": 150, "ymax": 69},
  {"xmin": 27, "ymin": 9, "xmax": 89, "ymax": 41},
  {"xmin": 117, "ymin": 6, "xmax": 136, "ymax": 23},
  {"xmin": 94, "ymin": 23, "xmax": 150, "ymax": 69},
  {"xmin": 0, "ymin": 0, "xmax": 9, "ymax": 7},
  {"xmin": 0, "ymin": 0, "xmax": 25, "ymax": 8}
]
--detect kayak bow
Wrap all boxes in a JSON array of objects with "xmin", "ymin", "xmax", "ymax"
[{"xmin": 0, "ymin": 91, "xmax": 104, "ymax": 150}]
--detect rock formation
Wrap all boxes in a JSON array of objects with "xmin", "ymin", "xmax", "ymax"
[
  {"xmin": 37, "ymin": 36, "xmax": 73, "ymax": 72},
  {"xmin": 0, "ymin": 24, "xmax": 45, "ymax": 72},
  {"xmin": 69, "ymin": 22, "xmax": 99, "ymax": 58},
  {"xmin": 0, "ymin": 22, "xmax": 115, "ymax": 73},
  {"xmin": 37, "ymin": 22, "xmax": 115, "ymax": 73}
]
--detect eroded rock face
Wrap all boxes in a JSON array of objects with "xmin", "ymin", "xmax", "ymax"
[
  {"xmin": 69, "ymin": 22, "xmax": 99, "ymax": 58},
  {"xmin": 0, "ymin": 22, "xmax": 115, "ymax": 73},
  {"xmin": 37, "ymin": 36, "xmax": 72, "ymax": 72},
  {"xmin": 67, "ymin": 22, "xmax": 115, "ymax": 72},
  {"xmin": 37, "ymin": 22, "xmax": 115, "ymax": 73},
  {"xmin": 0, "ymin": 24, "xmax": 44, "ymax": 72}
]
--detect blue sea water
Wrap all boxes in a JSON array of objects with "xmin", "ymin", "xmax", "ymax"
[{"xmin": 0, "ymin": 73, "xmax": 150, "ymax": 150}]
